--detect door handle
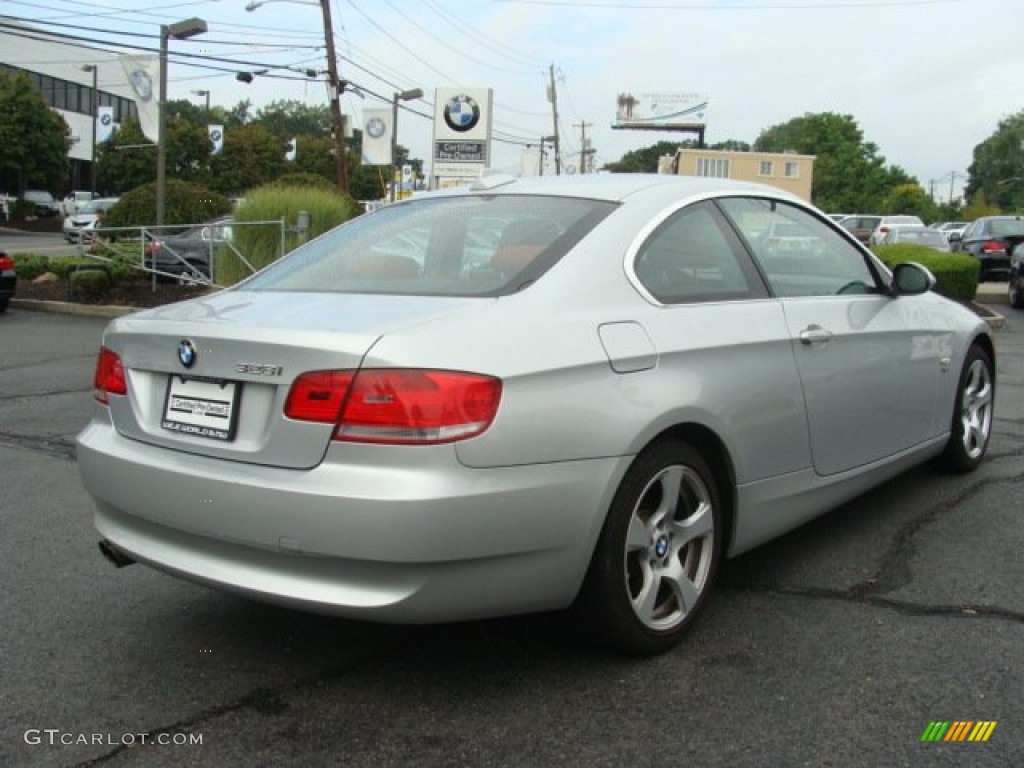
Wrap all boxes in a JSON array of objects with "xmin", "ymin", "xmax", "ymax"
[{"xmin": 799, "ymin": 325, "xmax": 833, "ymax": 345}]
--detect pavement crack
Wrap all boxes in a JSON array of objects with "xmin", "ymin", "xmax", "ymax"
[
  {"xmin": 852, "ymin": 471, "xmax": 1024, "ymax": 599},
  {"xmin": 723, "ymin": 583, "xmax": 1024, "ymax": 625},
  {"xmin": 0, "ymin": 431, "xmax": 77, "ymax": 460},
  {"xmin": 0, "ymin": 387, "xmax": 91, "ymax": 401}
]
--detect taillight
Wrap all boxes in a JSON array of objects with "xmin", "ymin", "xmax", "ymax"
[
  {"xmin": 285, "ymin": 369, "xmax": 502, "ymax": 444},
  {"xmin": 0, "ymin": 253, "xmax": 13, "ymax": 271},
  {"xmin": 284, "ymin": 370, "xmax": 355, "ymax": 422},
  {"xmin": 93, "ymin": 347, "xmax": 127, "ymax": 404},
  {"xmin": 981, "ymin": 240, "xmax": 1007, "ymax": 254}
]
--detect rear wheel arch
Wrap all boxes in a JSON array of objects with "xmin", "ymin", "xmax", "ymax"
[{"xmin": 647, "ymin": 424, "xmax": 737, "ymax": 552}]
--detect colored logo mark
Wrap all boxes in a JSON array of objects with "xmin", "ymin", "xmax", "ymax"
[{"xmin": 921, "ymin": 721, "xmax": 997, "ymax": 742}]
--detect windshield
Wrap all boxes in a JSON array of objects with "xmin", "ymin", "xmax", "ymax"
[{"xmin": 242, "ymin": 194, "xmax": 616, "ymax": 297}]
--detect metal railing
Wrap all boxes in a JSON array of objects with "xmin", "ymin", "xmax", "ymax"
[{"xmin": 71, "ymin": 219, "xmax": 286, "ymax": 290}]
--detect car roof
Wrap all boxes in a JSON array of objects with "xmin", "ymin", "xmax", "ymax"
[{"xmin": 411, "ymin": 173, "xmax": 804, "ymax": 207}]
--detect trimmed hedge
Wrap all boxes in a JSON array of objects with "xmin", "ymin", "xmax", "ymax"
[
  {"xmin": 11, "ymin": 253, "xmax": 49, "ymax": 281},
  {"xmin": 103, "ymin": 180, "xmax": 232, "ymax": 229},
  {"xmin": 69, "ymin": 269, "xmax": 111, "ymax": 300},
  {"xmin": 871, "ymin": 244, "xmax": 980, "ymax": 302}
]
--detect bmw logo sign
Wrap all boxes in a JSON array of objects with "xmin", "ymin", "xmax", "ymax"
[
  {"xmin": 129, "ymin": 68, "xmax": 153, "ymax": 102},
  {"xmin": 366, "ymin": 117, "xmax": 387, "ymax": 139},
  {"xmin": 100, "ymin": 113, "xmax": 112, "ymax": 126},
  {"xmin": 178, "ymin": 339, "xmax": 197, "ymax": 369},
  {"xmin": 443, "ymin": 94, "xmax": 481, "ymax": 133},
  {"xmin": 209, "ymin": 129, "xmax": 222, "ymax": 142}
]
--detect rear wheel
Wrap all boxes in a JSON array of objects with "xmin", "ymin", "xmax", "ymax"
[
  {"xmin": 578, "ymin": 440, "xmax": 722, "ymax": 655},
  {"xmin": 1009, "ymin": 272, "xmax": 1023, "ymax": 309},
  {"xmin": 939, "ymin": 345, "xmax": 994, "ymax": 472}
]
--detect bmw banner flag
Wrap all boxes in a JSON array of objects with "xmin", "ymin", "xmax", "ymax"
[
  {"xmin": 118, "ymin": 54, "xmax": 160, "ymax": 144},
  {"xmin": 361, "ymin": 109, "xmax": 393, "ymax": 166},
  {"xmin": 208, "ymin": 124, "xmax": 224, "ymax": 155},
  {"xmin": 285, "ymin": 137, "xmax": 297, "ymax": 162},
  {"xmin": 96, "ymin": 105, "xmax": 115, "ymax": 143}
]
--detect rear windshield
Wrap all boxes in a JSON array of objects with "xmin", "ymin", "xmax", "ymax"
[
  {"xmin": 242, "ymin": 194, "xmax": 615, "ymax": 297},
  {"xmin": 989, "ymin": 219, "xmax": 1024, "ymax": 238}
]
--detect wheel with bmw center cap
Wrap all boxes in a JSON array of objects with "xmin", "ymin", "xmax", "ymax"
[{"xmin": 579, "ymin": 440, "xmax": 722, "ymax": 655}]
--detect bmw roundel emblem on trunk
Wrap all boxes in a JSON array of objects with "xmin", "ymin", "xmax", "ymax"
[{"xmin": 178, "ymin": 339, "xmax": 197, "ymax": 369}]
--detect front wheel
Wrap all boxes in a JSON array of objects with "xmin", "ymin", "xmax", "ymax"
[
  {"xmin": 938, "ymin": 345, "xmax": 994, "ymax": 472},
  {"xmin": 577, "ymin": 440, "xmax": 723, "ymax": 655}
]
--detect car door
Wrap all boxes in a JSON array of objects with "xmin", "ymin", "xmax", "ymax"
[{"xmin": 718, "ymin": 197, "xmax": 944, "ymax": 477}]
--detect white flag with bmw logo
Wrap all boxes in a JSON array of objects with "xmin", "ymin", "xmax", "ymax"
[
  {"xmin": 118, "ymin": 54, "xmax": 160, "ymax": 144},
  {"xmin": 208, "ymin": 124, "xmax": 224, "ymax": 155},
  {"xmin": 361, "ymin": 109, "xmax": 393, "ymax": 165},
  {"xmin": 96, "ymin": 105, "xmax": 115, "ymax": 143}
]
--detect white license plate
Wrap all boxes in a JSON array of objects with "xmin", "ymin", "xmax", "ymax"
[{"xmin": 162, "ymin": 376, "xmax": 240, "ymax": 441}]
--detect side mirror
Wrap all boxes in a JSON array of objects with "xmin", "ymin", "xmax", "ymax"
[{"xmin": 890, "ymin": 262, "xmax": 936, "ymax": 296}]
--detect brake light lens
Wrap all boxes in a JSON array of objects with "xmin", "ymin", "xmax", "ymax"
[
  {"xmin": 284, "ymin": 370, "xmax": 355, "ymax": 422},
  {"xmin": 93, "ymin": 347, "xmax": 127, "ymax": 403},
  {"xmin": 0, "ymin": 253, "xmax": 13, "ymax": 271},
  {"xmin": 285, "ymin": 369, "xmax": 502, "ymax": 444},
  {"xmin": 981, "ymin": 240, "xmax": 1007, "ymax": 254}
]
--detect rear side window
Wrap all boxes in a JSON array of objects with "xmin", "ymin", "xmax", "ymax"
[
  {"xmin": 242, "ymin": 195, "xmax": 615, "ymax": 297},
  {"xmin": 632, "ymin": 201, "xmax": 765, "ymax": 304}
]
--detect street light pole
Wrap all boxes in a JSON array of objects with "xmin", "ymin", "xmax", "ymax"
[
  {"xmin": 157, "ymin": 17, "xmax": 207, "ymax": 228},
  {"xmin": 80, "ymin": 64, "xmax": 98, "ymax": 197},
  {"xmin": 391, "ymin": 88, "xmax": 423, "ymax": 202}
]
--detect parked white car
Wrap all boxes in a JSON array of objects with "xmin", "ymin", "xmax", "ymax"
[
  {"xmin": 60, "ymin": 191, "xmax": 94, "ymax": 217},
  {"xmin": 868, "ymin": 215, "xmax": 925, "ymax": 245},
  {"xmin": 62, "ymin": 197, "xmax": 119, "ymax": 243}
]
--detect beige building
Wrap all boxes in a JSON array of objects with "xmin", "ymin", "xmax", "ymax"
[{"xmin": 659, "ymin": 148, "xmax": 815, "ymax": 202}]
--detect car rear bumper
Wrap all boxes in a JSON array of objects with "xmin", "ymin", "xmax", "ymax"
[
  {"xmin": 0, "ymin": 273, "xmax": 15, "ymax": 299},
  {"xmin": 77, "ymin": 416, "xmax": 628, "ymax": 622}
]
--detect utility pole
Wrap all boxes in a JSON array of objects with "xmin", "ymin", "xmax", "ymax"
[
  {"xmin": 548, "ymin": 64, "xmax": 561, "ymax": 176},
  {"xmin": 319, "ymin": 0, "xmax": 349, "ymax": 193},
  {"xmin": 575, "ymin": 121, "xmax": 592, "ymax": 174}
]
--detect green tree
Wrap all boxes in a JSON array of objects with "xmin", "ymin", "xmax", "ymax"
[
  {"xmin": 0, "ymin": 70, "xmax": 70, "ymax": 192},
  {"xmin": 207, "ymin": 122, "xmax": 287, "ymax": 196},
  {"xmin": 603, "ymin": 140, "xmax": 693, "ymax": 173},
  {"xmin": 97, "ymin": 116, "xmax": 210, "ymax": 195},
  {"xmin": 255, "ymin": 100, "xmax": 332, "ymax": 137},
  {"xmin": 964, "ymin": 111, "xmax": 1024, "ymax": 211},
  {"xmin": 962, "ymin": 190, "xmax": 1000, "ymax": 221},
  {"xmin": 880, "ymin": 183, "xmax": 936, "ymax": 220},
  {"xmin": 754, "ymin": 112, "xmax": 908, "ymax": 212}
]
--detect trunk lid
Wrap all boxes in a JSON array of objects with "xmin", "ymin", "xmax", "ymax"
[{"xmin": 101, "ymin": 291, "xmax": 481, "ymax": 469}]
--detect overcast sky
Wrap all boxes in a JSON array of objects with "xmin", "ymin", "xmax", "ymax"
[{"xmin": 11, "ymin": 0, "xmax": 1024, "ymax": 196}]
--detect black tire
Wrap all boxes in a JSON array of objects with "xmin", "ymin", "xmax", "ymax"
[
  {"xmin": 938, "ymin": 345, "xmax": 995, "ymax": 473},
  {"xmin": 577, "ymin": 440, "xmax": 723, "ymax": 655},
  {"xmin": 0, "ymin": 297, "xmax": 8, "ymax": 314},
  {"xmin": 1009, "ymin": 273, "xmax": 1023, "ymax": 310}
]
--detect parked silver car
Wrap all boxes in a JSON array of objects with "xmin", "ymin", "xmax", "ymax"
[{"xmin": 77, "ymin": 175, "xmax": 996, "ymax": 654}]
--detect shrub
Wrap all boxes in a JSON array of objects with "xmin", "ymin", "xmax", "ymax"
[
  {"xmin": 872, "ymin": 244, "xmax": 980, "ymax": 302},
  {"xmin": 69, "ymin": 268, "xmax": 110, "ymax": 300},
  {"xmin": 11, "ymin": 253, "xmax": 50, "ymax": 281},
  {"xmin": 103, "ymin": 180, "xmax": 232, "ymax": 230},
  {"xmin": 217, "ymin": 184, "xmax": 359, "ymax": 285},
  {"xmin": 48, "ymin": 256, "xmax": 105, "ymax": 280},
  {"xmin": 270, "ymin": 172, "xmax": 336, "ymax": 190}
]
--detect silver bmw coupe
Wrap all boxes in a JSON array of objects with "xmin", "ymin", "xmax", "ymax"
[{"xmin": 77, "ymin": 174, "xmax": 995, "ymax": 654}]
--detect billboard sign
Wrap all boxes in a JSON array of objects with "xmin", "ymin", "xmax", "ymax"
[
  {"xmin": 432, "ymin": 87, "xmax": 493, "ymax": 178},
  {"xmin": 614, "ymin": 92, "xmax": 709, "ymax": 127}
]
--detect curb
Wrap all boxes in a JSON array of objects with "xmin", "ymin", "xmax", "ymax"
[{"xmin": 10, "ymin": 298, "xmax": 141, "ymax": 318}]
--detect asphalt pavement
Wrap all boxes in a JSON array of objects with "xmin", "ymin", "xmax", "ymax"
[{"xmin": 0, "ymin": 278, "xmax": 1021, "ymax": 768}]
